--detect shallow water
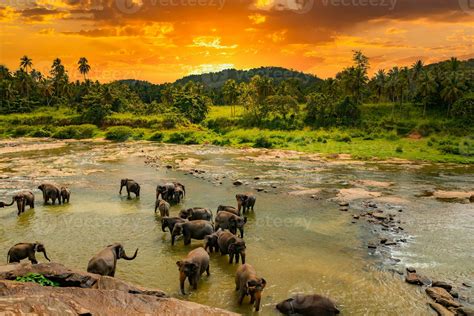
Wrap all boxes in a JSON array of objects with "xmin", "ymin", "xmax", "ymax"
[{"xmin": 0, "ymin": 139, "xmax": 473, "ymax": 315}]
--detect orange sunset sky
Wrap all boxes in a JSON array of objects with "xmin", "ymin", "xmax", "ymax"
[{"xmin": 1, "ymin": 0, "xmax": 473, "ymax": 83}]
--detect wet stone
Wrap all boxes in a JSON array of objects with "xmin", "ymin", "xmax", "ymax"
[{"xmin": 432, "ymin": 281, "xmax": 453, "ymax": 292}]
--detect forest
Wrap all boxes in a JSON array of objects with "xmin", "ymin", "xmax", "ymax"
[{"xmin": 0, "ymin": 51, "xmax": 473, "ymax": 162}]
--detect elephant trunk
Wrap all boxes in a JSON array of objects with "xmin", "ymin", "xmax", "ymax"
[
  {"xmin": 5, "ymin": 198, "xmax": 15, "ymax": 206},
  {"xmin": 239, "ymin": 227, "xmax": 244, "ymax": 238},
  {"xmin": 179, "ymin": 272, "xmax": 186, "ymax": 295},
  {"xmin": 42, "ymin": 250, "xmax": 51, "ymax": 262},
  {"xmin": 122, "ymin": 248, "xmax": 138, "ymax": 260},
  {"xmin": 161, "ymin": 223, "xmax": 167, "ymax": 232}
]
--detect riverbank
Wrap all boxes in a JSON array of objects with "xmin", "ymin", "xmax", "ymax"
[{"xmin": 0, "ymin": 106, "xmax": 473, "ymax": 164}]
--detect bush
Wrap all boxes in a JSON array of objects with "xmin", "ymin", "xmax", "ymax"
[
  {"xmin": 333, "ymin": 133, "xmax": 352, "ymax": 143},
  {"xmin": 452, "ymin": 93, "xmax": 474, "ymax": 123},
  {"xmin": 149, "ymin": 131, "xmax": 164, "ymax": 141},
  {"xmin": 53, "ymin": 124, "xmax": 97, "ymax": 139},
  {"xmin": 16, "ymin": 273, "xmax": 59, "ymax": 287},
  {"xmin": 384, "ymin": 130, "xmax": 400, "ymax": 141},
  {"xmin": 105, "ymin": 126, "xmax": 133, "ymax": 141},
  {"xmin": 254, "ymin": 135, "xmax": 273, "ymax": 148},
  {"xmin": 166, "ymin": 131, "xmax": 201, "ymax": 144},
  {"xmin": 11, "ymin": 125, "xmax": 34, "ymax": 137},
  {"xmin": 29, "ymin": 128, "xmax": 52, "ymax": 138},
  {"xmin": 395, "ymin": 146, "xmax": 403, "ymax": 153}
]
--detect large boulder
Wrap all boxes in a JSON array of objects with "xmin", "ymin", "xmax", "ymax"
[
  {"xmin": 0, "ymin": 280, "xmax": 237, "ymax": 315},
  {"xmin": 0, "ymin": 263, "xmax": 237, "ymax": 315},
  {"xmin": 426, "ymin": 287, "xmax": 461, "ymax": 308}
]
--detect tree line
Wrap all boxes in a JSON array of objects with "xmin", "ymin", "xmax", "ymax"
[{"xmin": 1, "ymin": 52, "xmax": 473, "ymax": 127}]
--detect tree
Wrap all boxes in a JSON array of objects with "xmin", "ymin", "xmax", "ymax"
[
  {"xmin": 173, "ymin": 92, "xmax": 210, "ymax": 123},
  {"xmin": 451, "ymin": 93, "xmax": 474, "ymax": 123},
  {"xmin": 78, "ymin": 57, "xmax": 91, "ymax": 81},
  {"xmin": 304, "ymin": 92, "xmax": 333, "ymax": 127},
  {"xmin": 222, "ymin": 79, "xmax": 239, "ymax": 116},
  {"xmin": 441, "ymin": 73, "xmax": 465, "ymax": 116},
  {"xmin": 80, "ymin": 87, "xmax": 112, "ymax": 126},
  {"xmin": 417, "ymin": 70, "xmax": 436, "ymax": 117},
  {"xmin": 20, "ymin": 56, "xmax": 32, "ymax": 73},
  {"xmin": 334, "ymin": 96, "xmax": 360, "ymax": 126},
  {"xmin": 265, "ymin": 95, "xmax": 298, "ymax": 119},
  {"xmin": 373, "ymin": 69, "xmax": 386, "ymax": 102}
]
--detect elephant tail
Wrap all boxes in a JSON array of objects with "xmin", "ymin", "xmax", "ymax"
[{"xmin": 6, "ymin": 250, "xmax": 10, "ymax": 263}]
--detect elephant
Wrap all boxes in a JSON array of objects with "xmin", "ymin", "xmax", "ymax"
[
  {"xmin": 276, "ymin": 294, "xmax": 340, "ymax": 315},
  {"xmin": 155, "ymin": 198, "xmax": 170, "ymax": 217},
  {"xmin": 215, "ymin": 211, "xmax": 247, "ymax": 238},
  {"xmin": 87, "ymin": 243, "xmax": 138, "ymax": 277},
  {"xmin": 217, "ymin": 205, "xmax": 240, "ymax": 216},
  {"xmin": 120, "ymin": 179, "xmax": 140, "ymax": 198},
  {"xmin": 235, "ymin": 264, "xmax": 266, "ymax": 312},
  {"xmin": 217, "ymin": 230, "xmax": 246, "ymax": 264},
  {"xmin": 156, "ymin": 183, "xmax": 176, "ymax": 201},
  {"xmin": 171, "ymin": 220, "xmax": 214, "ymax": 246},
  {"xmin": 9, "ymin": 191, "xmax": 35, "ymax": 215},
  {"xmin": 179, "ymin": 207, "xmax": 213, "ymax": 221},
  {"xmin": 173, "ymin": 187, "xmax": 185, "ymax": 203},
  {"xmin": 203, "ymin": 231, "xmax": 220, "ymax": 253},
  {"xmin": 161, "ymin": 217, "xmax": 187, "ymax": 236},
  {"xmin": 60, "ymin": 187, "xmax": 70, "ymax": 204},
  {"xmin": 236, "ymin": 193, "xmax": 256, "ymax": 213},
  {"xmin": 38, "ymin": 183, "xmax": 61, "ymax": 205},
  {"xmin": 176, "ymin": 247, "xmax": 210, "ymax": 295},
  {"xmin": 7, "ymin": 242, "xmax": 50, "ymax": 264}
]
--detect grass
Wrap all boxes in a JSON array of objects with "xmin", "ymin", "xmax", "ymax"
[{"xmin": 0, "ymin": 105, "xmax": 473, "ymax": 163}]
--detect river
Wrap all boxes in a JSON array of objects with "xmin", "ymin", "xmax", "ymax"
[{"xmin": 0, "ymin": 139, "xmax": 473, "ymax": 315}]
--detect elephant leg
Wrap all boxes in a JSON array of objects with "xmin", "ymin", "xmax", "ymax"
[
  {"xmin": 171, "ymin": 235, "xmax": 176, "ymax": 246},
  {"xmin": 52, "ymin": 197, "xmax": 56, "ymax": 205},
  {"xmin": 184, "ymin": 236, "xmax": 191, "ymax": 246},
  {"xmin": 238, "ymin": 291, "xmax": 246, "ymax": 305},
  {"xmin": 206, "ymin": 265, "xmax": 210, "ymax": 276},
  {"xmin": 235, "ymin": 253, "xmax": 240, "ymax": 264},
  {"xmin": 250, "ymin": 295, "xmax": 255, "ymax": 304},
  {"xmin": 28, "ymin": 254, "xmax": 38, "ymax": 264},
  {"xmin": 127, "ymin": 188, "xmax": 130, "ymax": 198},
  {"xmin": 229, "ymin": 253, "xmax": 234, "ymax": 264}
]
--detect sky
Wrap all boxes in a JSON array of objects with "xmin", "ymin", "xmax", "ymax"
[{"xmin": 0, "ymin": 0, "xmax": 473, "ymax": 83}]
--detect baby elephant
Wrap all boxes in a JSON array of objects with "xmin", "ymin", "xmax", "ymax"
[
  {"xmin": 119, "ymin": 179, "xmax": 140, "ymax": 198},
  {"xmin": 176, "ymin": 247, "xmax": 210, "ymax": 295},
  {"xmin": 236, "ymin": 193, "xmax": 256, "ymax": 213},
  {"xmin": 9, "ymin": 191, "xmax": 35, "ymax": 215},
  {"xmin": 204, "ymin": 231, "xmax": 220, "ymax": 253},
  {"xmin": 60, "ymin": 187, "xmax": 70, "ymax": 204},
  {"xmin": 87, "ymin": 243, "xmax": 138, "ymax": 277},
  {"xmin": 215, "ymin": 211, "xmax": 247, "ymax": 238},
  {"xmin": 217, "ymin": 205, "xmax": 240, "ymax": 216},
  {"xmin": 161, "ymin": 217, "xmax": 187, "ymax": 236},
  {"xmin": 276, "ymin": 294, "xmax": 340, "ymax": 315},
  {"xmin": 179, "ymin": 207, "xmax": 213, "ymax": 221},
  {"xmin": 155, "ymin": 198, "xmax": 170, "ymax": 217},
  {"xmin": 7, "ymin": 242, "xmax": 51, "ymax": 264},
  {"xmin": 235, "ymin": 264, "xmax": 266, "ymax": 312},
  {"xmin": 217, "ymin": 230, "xmax": 246, "ymax": 264},
  {"xmin": 171, "ymin": 220, "xmax": 214, "ymax": 246}
]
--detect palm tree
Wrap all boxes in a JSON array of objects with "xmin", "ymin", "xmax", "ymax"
[
  {"xmin": 78, "ymin": 57, "xmax": 91, "ymax": 81},
  {"xmin": 374, "ymin": 69, "xmax": 386, "ymax": 102},
  {"xmin": 20, "ymin": 55, "xmax": 32, "ymax": 72},
  {"xmin": 447, "ymin": 57, "xmax": 460, "ymax": 73},
  {"xmin": 441, "ymin": 74, "xmax": 465, "ymax": 116},
  {"xmin": 417, "ymin": 70, "xmax": 436, "ymax": 117},
  {"xmin": 411, "ymin": 60, "xmax": 424, "ymax": 98}
]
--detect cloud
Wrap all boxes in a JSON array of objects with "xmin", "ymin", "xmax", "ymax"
[{"xmin": 248, "ymin": 13, "xmax": 266, "ymax": 24}]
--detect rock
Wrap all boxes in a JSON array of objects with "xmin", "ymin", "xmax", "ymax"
[
  {"xmin": 0, "ymin": 263, "xmax": 236, "ymax": 315},
  {"xmin": 351, "ymin": 221, "xmax": 356, "ymax": 224},
  {"xmin": 165, "ymin": 165, "xmax": 173, "ymax": 169},
  {"xmin": 339, "ymin": 201, "xmax": 349, "ymax": 207},
  {"xmin": 457, "ymin": 306, "xmax": 474, "ymax": 316},
  {"xmin": 368, "ymin": 242, "xmax": 377, "ymax": 249},
  {"xmin": 380, "ymin": 238, "xmax": 388, "ymax": 244},
  {"xmin": 462, "ymin": 282, "xmax": 472, "ymax": 288},
  {"xmin": 254, "ymin": 176, "xmax": 260, "ymax": 180},
  {"xmin": 372, "ymin": 212, "xmax": 387, "ymax": 220},
  {"xmin": 384, "ymin": 240, "xmax": 397, "ymax": 246},
  {"xmin": 339, "ymin": 207, "xmax": 349, "ymax": 212},
  {"xmin": 368, "ymin": 202, "xmax": 377, "ymax": 208},
  {"xmin": 426, "ymin": 287, "xmax": 460, "ymax": 308},
  {"xmin": 406, "ymin": 272, "xmax": 430, "ymax": 286},
  {"xmin": 0, "ymin": 280, "xmax": 235, "ymax": 315},
  {"xmin": 256, "ymin": 188, "xmax": 264, "ymax": 192},
  {"xmin": 406, "ymin": 267, "xmax": 416, "ymax": 273},
  {"xmin": 398, "ymin": 209, "xmax": 403, "ymax": 212},
  {"xmin": 470, "ymin": 195, "xmax": 474, "ymax": 203},
  {"xmin": 271, "ymin": 185, "xmax": 277, "ymax": 189},
  {"xmin": 450, "ymin": 291, "xmax": 458, "ymax": 298},
  {"xmin": 233, "ymin": 180, "xmax": 243, "ymax": 186},
  {"xmin": 432, "ymin": 281, "xmax": 453, "ymax": 292},
  {"xmin": 429, "ymin": 302, "xmax": 455, "ymax": 316},
  {"xmin": 352, "ymin": 215, "xmax": 359, "ymax": 219}
]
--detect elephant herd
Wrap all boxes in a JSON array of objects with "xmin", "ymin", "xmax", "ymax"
[
  {"xmin": 2, "ymin": 178, "xmax": 340, "ymax": 315},
  {"xmin": 0, "ymin": 183, "xmax": 70, "ymax": 215}
]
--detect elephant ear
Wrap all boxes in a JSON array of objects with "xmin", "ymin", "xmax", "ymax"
[
  {"xmin": 228, "ymin": 243, "xmax": 236, "ymax": 253},
  {"xmin": 114, "ymin": 245, "xmax": 123, "ymax": 258},
  {"xmin": 190, "ymin": 262, "xmax": 198, "ymax": 273},
  {"xmin": 260, "ymin": 278, "xmax": 267, "ymax": 289},
  {"xmin": 176, "ymin": 260, "xmax": 183, "ymax": 268}
]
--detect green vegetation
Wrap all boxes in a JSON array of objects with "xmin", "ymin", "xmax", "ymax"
[
  {"xmin": 16, "ymin": 273, "xmax": 59, "ymax": 287},
  {"xmin": 1, "ymin": 53, "xmax": 473, "ymax": 163}
]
